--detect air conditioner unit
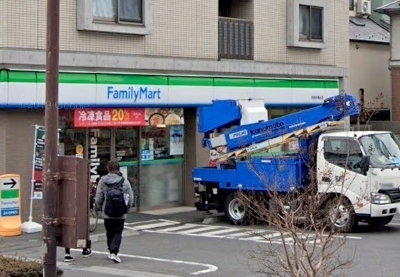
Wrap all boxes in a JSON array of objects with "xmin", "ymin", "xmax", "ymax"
[{"xmin": 356, "ymin": 0, "xmax": 371, "ymax": 16}]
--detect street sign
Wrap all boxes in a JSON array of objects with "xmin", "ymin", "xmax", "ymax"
[
  {"xmin": 0, "ymin": 174, "xmax": 20, "ymax": 217},
  {"xmin": 0, "ymin": 173, "xmax": 21, "ymax": 236},
  {"xmin": 3, "ymin": 178, "xmax": 17, "ymax": 189}
]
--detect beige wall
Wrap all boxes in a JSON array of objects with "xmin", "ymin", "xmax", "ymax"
[
  {"xmin": 253, "ymin": 0, "xmax": 349, "ymax": 68},
  {"xmin": 1, "ymin": 0, "xmax": 349, "ymax": 68},
  {"xmin": 0, "ymin": 1, "xmax": 5, "ymax": 48},
  {"xmin": 0, "ymin": 110, "xmax": 44, "ymax": 223},
  {"xmin": 183, "ymin": 109, "xmax": 210, "ymax": 206},
  {"xmin": 1, "ymin": 0, "xmax": 219, "ymax": 59},
  {"xmin": 392, "ymin": 16, "xmax": 400, "ymax": 62},
  {"xmin": 349, "ymin": 41, "xmax": 391, "ymax": 109}
]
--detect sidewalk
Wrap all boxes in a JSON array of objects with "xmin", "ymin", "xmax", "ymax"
[{"xmin": 0, "ymin": 207, "xmax": 219, "ymax": 253}]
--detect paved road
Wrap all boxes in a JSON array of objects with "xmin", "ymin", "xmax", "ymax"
[{"xmin": 2, "ymin": 213, "xmax": 400, "ymax": 276}]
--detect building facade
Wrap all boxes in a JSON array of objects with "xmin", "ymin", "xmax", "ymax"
[
  {"xmin": 0, "ymin": 0, "xmax": 350, "ymax": 222},
  {"xmin": 349, "ymin": 0, "xmax": 391, "ymax": 122},
  {"xmin": 376, "ymin": 1, "xmax": 400, "ymax": 120}
]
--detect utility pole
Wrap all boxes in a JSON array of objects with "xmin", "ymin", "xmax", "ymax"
[{"xmin": 42, "ymin": 0, "xmax": 60, "ymax": 276}]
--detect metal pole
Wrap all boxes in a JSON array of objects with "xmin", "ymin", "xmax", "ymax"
[{"xmin": 42, "ymin": 0, "xmax": 60, "ymax": 276}]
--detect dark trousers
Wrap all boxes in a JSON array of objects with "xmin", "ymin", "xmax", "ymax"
[{"xmin": 104, "ymin": 218, "xmax": 125, "ymax": 254}]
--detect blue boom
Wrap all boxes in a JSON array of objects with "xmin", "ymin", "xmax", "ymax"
[{"xmin": 198, "ymin": 94, "xmax": 359, "ymax": 152}]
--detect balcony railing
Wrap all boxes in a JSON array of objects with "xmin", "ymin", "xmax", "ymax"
[{"xmin": 218, "ymin": 17, "xmax": 254, "ymax": 60}]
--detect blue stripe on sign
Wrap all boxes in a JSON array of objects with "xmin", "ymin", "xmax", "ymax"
[{"xmin": 1, "ymin": 208, "xmax": 19, "ymax": 217}]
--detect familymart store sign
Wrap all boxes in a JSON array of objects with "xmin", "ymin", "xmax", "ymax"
[{"xmin": 0, "ymin": 70, "xmax": 340, "ymax": 108}]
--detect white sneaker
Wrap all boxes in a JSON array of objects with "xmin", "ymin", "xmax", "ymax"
[{"xmin": 110, "ymin": 253, "xmax": 121, "ymax": 263}]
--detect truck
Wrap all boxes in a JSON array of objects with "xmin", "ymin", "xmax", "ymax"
[{"xmin": 192, "ymin": 94, "xmax": 400, "ymax": 232}]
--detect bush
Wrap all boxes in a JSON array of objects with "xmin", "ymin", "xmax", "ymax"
[{"xmin": 0, "ymin": 255, "xmax": 63, "ymax": 277}]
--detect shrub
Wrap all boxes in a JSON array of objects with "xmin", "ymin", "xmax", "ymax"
[{"xmin": 0, "ymin": 255, "xmax": 63, "ymax": 277}]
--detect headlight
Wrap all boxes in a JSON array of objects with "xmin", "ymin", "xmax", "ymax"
[{"xmin": 371, "ymin": 192, "xmax": 391, "ymax": 204}]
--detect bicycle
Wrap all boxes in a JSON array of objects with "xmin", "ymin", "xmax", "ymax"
[{"xmin": 89, "ymin": 182, "xmax": 99, "ymax": 232}]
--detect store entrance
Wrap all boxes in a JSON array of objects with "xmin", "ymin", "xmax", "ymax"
[{"xmin": 59, "ymin": 108, "xmax": 185, "ymax": 211}]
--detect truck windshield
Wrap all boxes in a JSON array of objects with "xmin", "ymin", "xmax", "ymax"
[{"xmin": 359, "ymin": 133, "xmax": 400, "ymax": 168}]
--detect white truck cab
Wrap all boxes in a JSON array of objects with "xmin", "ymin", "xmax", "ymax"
[{"xmin": 317, "ymin": 131, "xmax": 400, "ymax": 229}]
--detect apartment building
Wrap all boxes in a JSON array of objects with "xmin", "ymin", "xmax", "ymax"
[{"xmin": 0, "ymin": 0, "xmax": 350, "ymax": 222}]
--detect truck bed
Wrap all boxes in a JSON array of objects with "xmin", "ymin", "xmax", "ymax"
[{"xmin": 192, "ymin": 156, "xmax": 307, "ymax": 192}]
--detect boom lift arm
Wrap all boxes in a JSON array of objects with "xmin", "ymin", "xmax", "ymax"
[{"xmin": 197, "ymin": 94, "xmax": 360, "ymax": 153}]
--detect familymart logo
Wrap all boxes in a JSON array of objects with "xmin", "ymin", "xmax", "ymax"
[{"xmin": 107, "ymin": 86, "xmax": 162, "ymax": 102}]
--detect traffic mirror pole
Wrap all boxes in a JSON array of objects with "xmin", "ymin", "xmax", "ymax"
[{"xmin": 42, "ymin": 0, "xmax": 60, "ymax": 276}]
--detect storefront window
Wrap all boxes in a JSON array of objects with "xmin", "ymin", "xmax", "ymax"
[
  {"xmin": 59, "ymin": 107, "xmax": 185, "ymax": 210},
  {"xmin": 139, "ymin": 125, "xmax": 184, "ymax": 208},
  {"xmin": 59, "ymin": 110, "xmax": 87, "ymax": 157}
]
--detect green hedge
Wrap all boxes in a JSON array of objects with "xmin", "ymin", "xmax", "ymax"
[{"xmin": 0, "ymin": 256, "xmax": 63, "ymax": 277}]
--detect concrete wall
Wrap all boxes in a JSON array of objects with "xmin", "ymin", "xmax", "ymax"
[
  {"xmin": 370, "ymin": 120, "xmax": 400, "ymax": 134},
  {"xmin": 0, "ymin": 110, "xmax": 44, "ymax": 223},
  {"xmin": 254, "ymin": 0, "xmax": 349, "ymax": 68},
  {"xmin": 1, "ymin": 0, "xmax": 349, "ymax": 68},
  {"xmin": 392, "ymin": 16, "xmax": 400, "ymax": 63},
  {"xmin": 349, "ymin": 41, "xmax": 391, "ymax": 109}
]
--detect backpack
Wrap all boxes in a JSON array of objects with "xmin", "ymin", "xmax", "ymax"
[{"xmin": 104, "ymin": 178, "xmax": 127, "ymax": 217}]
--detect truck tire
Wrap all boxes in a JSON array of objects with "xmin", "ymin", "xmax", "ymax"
[
  {"xmin": 325, "ymin": 197, "xmax": 356, "ymax": 233},
  {"xmin": 224, "ymin": 193, "xmax": 248, "ymax": 225}
]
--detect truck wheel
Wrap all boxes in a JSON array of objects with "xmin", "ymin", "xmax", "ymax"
[
  {"xmin": 225, "ymin": 193, "xmax": 248, "ymax": 225},
  {"xmin": 325, "ymin": 197, "xmax": 355, "ymax": 233}
]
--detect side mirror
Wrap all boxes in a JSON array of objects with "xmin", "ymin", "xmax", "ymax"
[{"xmin": 360, "ymin": 155, "xmax": 370, "ymax": 173}]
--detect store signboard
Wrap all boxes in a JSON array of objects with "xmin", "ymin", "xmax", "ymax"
[
  {"xmin": 74, "ymin": 108, "xmax": 184, "ymax": 127},
  {"xmin": 74, "ymin": 108, "xmax": 146, "ymax": 127},
  {"xmin": 145, "ymin": 108, "xmax": 184, "ymax": 126}
]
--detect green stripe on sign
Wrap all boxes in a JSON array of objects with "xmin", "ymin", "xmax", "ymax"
[
  {"xmin": 8, "ymin": 71, "xmax": 37, "ymax": 83},
  {"xmin": 255, "ymin": 79, "xmax": 292, "ymax": 88},
  {"xmin": 0, "ymin": 70, "xmax": 8, "ymax": 82},
  {"xmin": 214, "ymin": 78, "xmax": 254, "ymax": 87},
  {"xmin": 325, "ymin": 81, "xmax": 339, "ymax": 89},
  {"xmin": 97, "ymin": 74, "xmax": 168, "ymax": 86},
  {"xmin": 1, "ymin": 190, "xmax": 19, "ymax": 199},
  {"xmin": 36, "ymin": 72, "xmax": 97, "ymax": 84},
  {"xmin": 2, "ymin": 70, "xmax": 339, "ymax": 89},
  {"xmin": 168, "ymin": 76, "xmax": 213, "ymax": 86}
]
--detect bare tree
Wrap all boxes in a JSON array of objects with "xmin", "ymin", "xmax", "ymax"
[{"xmin": 234, "ymin": 138, "xmax": 358, "ymax": 277}]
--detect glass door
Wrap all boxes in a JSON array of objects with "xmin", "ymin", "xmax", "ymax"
[
  {"xmin": 139, "ymin": 125, "xmax": 184, "ymax": 209},
  {"xmin": 115, "ymin": 127, "xmax": 140, "ymax": 209}
]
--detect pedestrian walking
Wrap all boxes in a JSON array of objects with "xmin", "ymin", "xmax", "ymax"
[
  {"xmin": 95, "ymin": 160, "xmax": 134, "ymax": 263},
  {"xmin": 64, "ymin": 247, "xmax": 92, "ymax": 262}
]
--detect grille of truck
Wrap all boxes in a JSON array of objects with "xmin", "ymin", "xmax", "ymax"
[{"xmin": 378, "ymin": 189, "xmax": 400, "ymax": 203}]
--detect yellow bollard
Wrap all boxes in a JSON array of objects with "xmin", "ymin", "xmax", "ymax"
[{"xmin": 0, "ymin": 174, "xmax": 22, "ymax": 236}]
